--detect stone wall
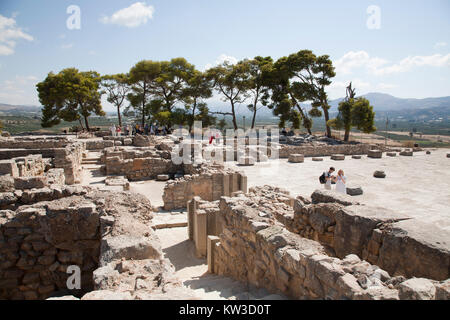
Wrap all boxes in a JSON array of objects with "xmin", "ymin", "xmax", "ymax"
[
  {"xmin": 0, "ymin": 155, "xmax": 47, "ymax": 177},
  {"xmin": 0, "ymin": 138, "xmax": 84, "ymax": 185},
  {"xmin": 163, "ymin": 167, "xmax": 247, "ymax": 211},
  {"xmin": 208, "ymin": 192, "xmax": 449, "ymax": 300},
  {"xmin": 278, "ymin": 144, "xmax": 377, "ymax": 158},
  {"xmin": 0, "ymin": 190, "xmax": 100, "ymax": 300},
  {"xmin": 0, "ymin": 186, "xmax": 191, "ymax": 300},
  {"xmin": 103, "ymin": 146, "xmax": 180, "ymax": 180},
  {"xmin": 282, "ymin": 190, "xmax": 450, "ymax": 281}
]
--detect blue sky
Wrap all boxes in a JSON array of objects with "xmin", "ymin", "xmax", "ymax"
[{"xmin": 0, "ymin": 0, "xmax": 449, "ymax": 111}]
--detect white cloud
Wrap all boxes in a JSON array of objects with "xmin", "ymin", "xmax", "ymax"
[
  {"xmin": 434, "ymin": 41, "xmax": 447, "ymax": 49},
  {"xmin": 334, "ymin": 50, "xmax": 450, "ymax": 76},
  {"xmin": 203, "ymin": 54, "xmax": 239, "ymax": 71},
  {"xmin": 100, "ymin": 2, "xmax": 155, "ymax": 28},
  {"xmin": 374, "ymin": 54, "xmax": 450, "ymax": 75},
  {"xmin": 0, "ymin": 14, "xmax": 33, "ymax": 56},
  {"xmin": 0, "ymin": 75, "xmax": 39, "ymax": 105},
  {"xmin": 334, "ymin": 51, "xmax": 388, "ymax": 75}
]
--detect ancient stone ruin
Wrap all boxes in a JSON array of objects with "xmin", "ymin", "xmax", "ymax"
[{"xmin": 0, "ymin": 134, "xmax": 448, "ymax": 300}]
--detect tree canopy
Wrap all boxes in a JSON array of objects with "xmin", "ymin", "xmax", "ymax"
[
  {"xmin": 328, "ymin": 85, "xmax": 376, "ymax": 141},
  {"xmin": 37, "ymin": 68, "xmax": 104, "ymax": 131}
]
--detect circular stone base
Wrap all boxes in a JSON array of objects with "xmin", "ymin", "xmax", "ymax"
[
  {"xmin": 331, "ymin": 154, "xmax": 345, "ymax": 160},
  {"xmin": 373, "ymin": 170, "xmax": 386, "ymax": 178},
  {"xmin": 347, "ymin": 186, "xmax": 363, "ymax": 196}
]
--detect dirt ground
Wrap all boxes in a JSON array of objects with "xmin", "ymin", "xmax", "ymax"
[{"xmin": 225, "ymin": 148, "xmax": 450, "ymax": 232}]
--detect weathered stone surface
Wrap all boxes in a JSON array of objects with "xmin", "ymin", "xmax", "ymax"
[
  {"xmin": 400, "ymin": 151, "xmax": 413, "ymax": 156},
  {"xmin": 331, "ymin": 154, "xmax": 345, "ymax": 160},
  {"xmin": 14, "ymin": 176, "xmax": 48, "ymax": 190},
  {"xmin": 368, "ymin": 150, "xmax": 382, "ymax": 159},
  {"xmin": 386, "ymin": 152, "xmax": 396, "ymax": 157},
  {"xmin": 311, "ymin": 189, "xmax": 357, "ymax": 206},
  {"xmin": 238, "ymin": 156, "xmax": 255, "ymax": 166},
  {"xmin": 0, "ymin": 175, "xmax": 15, "ymax": 192},
  {"xmin": 346, "ymin": 186, "xmax": 363, "ymax": 196},
  {"xmin": 398, "ymin": 278, "xmax": 436, "ymax": 300},
  {"xmin": 373, "ymin": 170, "xmax": 386, "ymax": 178},
  {"xmin": 288, "ymin": 154, "xmax": 304, "ymax": 163},
  {"xmin": 81, "ymin": 290, "xmax": 133, "ymax": 300},
  {"xmin": 156, "ymin": 174, "xmax": 170, "ymax": 181},
  {"xmin": 100, "ymin": 235, "xmax": 161, "ymax": 265},
  {"xmin": 351, "ymin": 155, "xmax": 361, "ymax": 159},
  {"xmin": 312, "ymin": 157, "xmax": 323, "ymax": 161}
]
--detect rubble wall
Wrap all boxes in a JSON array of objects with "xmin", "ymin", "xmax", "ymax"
[
  {"xmin": 0, "ymin": 139, "xmax": 84, "ymax": 185},
  {"xmin": 279, "ymin": 144, "xmax": 374, "ymax": 158},
  {"xmin": 163, "ymin": 169, "xmax": 247, "ymax": 211},
  {"xmin": 0, "ymin": 194, "xmax": 101, "ymax": 300},
  {"xmin": 210, "ymin": 194, "xmax": 449, "ymax": 300}
]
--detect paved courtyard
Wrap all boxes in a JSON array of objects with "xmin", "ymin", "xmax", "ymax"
[{"xmin": 226, "ymin": 148, "xmax": 450, "ymax": 232}]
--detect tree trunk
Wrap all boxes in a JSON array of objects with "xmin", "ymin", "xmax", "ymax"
[
  {"xmin": 324, "ymin": 108, "xmax": 331, "ymax": 138},
  {"xmin": 78, "ymin": 118, "xmax": 84, "ymax": 130},
  {"xmin": 141, "ymin": 84, "xmax": 147, "ymax": 127},
  {"xmin": 251, "ymin": 108, "xmax": 257, "ymax": 129},
  {"xmin": 344, "ymin": 129, "xmax": 350, "ymax": 142},
  {"xmin": 251, "ymin": 92, "xmax": 259, "ymax": 129},
  {"xmin": 189, "ymin": 102, "xmax": 196, "ymax": 133},
  {"xmin": 295, "ymin": 105, "xmax": 312, "ymax": 135},
  {"xmin": 117, "ymin": 105, "xmax": 122, "ymax": 127},
  {"xmin": 231, "ymin": 100, "xmax": 238, "ymax": 131},
  {"xmin": 84, "ymin": 115, "xmax": 90, "ymax": 132}
]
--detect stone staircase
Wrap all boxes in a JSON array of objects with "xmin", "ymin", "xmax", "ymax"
[{"xmin": 82, "ymin": 156, "xmax": 102, "ymax": 165}]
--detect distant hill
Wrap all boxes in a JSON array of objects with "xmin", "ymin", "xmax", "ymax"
[
  {"xmin": 1, "ymin": 92, "xmax": 450, "ymax": 120},
  {"xmin": 0, "ymin": 103, "xmax": 41, "ymax": 116},
  {"xmin": 328, "ymin": 92, "xmax": 450, "ymax": 112}
]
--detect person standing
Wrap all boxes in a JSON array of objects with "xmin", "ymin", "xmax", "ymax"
[
  {"xmin": 322, "ymin": 167, "xmax": 335, "ymax": 190},
  {"xmin": 111, "ymin": 124, "xmax": 116, "ymax": 137},
  {"xmin": 335, "ymin": 170, "xmax": 347, "ymax": 194}
]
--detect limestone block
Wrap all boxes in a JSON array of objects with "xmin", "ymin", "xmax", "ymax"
[
  {"xmin": 368, "ymin": 150, "xmax": 382, "ymax": 158},
  {"xmin": 373, "ymin": 170, "xmax": 386, "ymax": 178},
  {"xmin": 0, "ymin": 175, "xmax": 15, "ymax": 192},
  {"xmin": 351, "ymin": 155, "xmax": 361, "ymax": 159},
  {"xmin": 207, "ymin": 235, "xmax": 220, "ymax": 273},
  {"xmin": 0, "ymin": 160, "xmax": 19, "ymax": 177},
  {"xmin": 288, "ymin": 154, "xmax": 304, "ymax": 163},
  {"xmin": 331, "ymin": 154, "xmax": 345, "ymax": 160},
  {"xmin": 398, "ymin": 278, "xmax": 436, "ymax": 300},
  {"xmin": 346, "ymin": 186, "xmax": 363, "ymax": 196},
  {"xmin": 123, "ymin": 138, "xmax": 132, "ymax": 146},
  {"xmin": 157, "ymin": 174, "xmax": 170, "ymax": 181},
  {"xmin": 238, "ymin": 156, "xmax": 255, "ymax": 166},
  {"xmin": 386, "ymin": 152, "xmax": 396, "ymax": 157},
  {"xmin": 14, "ymin": 176, "xmax": 48, "ymax": 190},
  {"xmin": 312, "ymin": 157, "xmax": 323, "ymax": 161},
  {"xmin": 400, "ymin": 151, "xmax": 413, "ymax": 156}
]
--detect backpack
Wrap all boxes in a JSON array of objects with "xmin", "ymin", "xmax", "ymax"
[{"xmin": 319, "ymin": 172, "xmax": 326, "ymax": 184}]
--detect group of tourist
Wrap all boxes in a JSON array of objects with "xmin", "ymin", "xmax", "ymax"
[
  {"xmin": 109, "ymin": 123, "xmax": 172, "ymax": 137},
  {"xmin": 320, "ymin": 167, "xmax": 347, "ymax": 194}
]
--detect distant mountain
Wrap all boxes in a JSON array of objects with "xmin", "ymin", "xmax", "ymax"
[
  {"xmin": 0, "ymin": 103, "xmax": 41, "ymax": 116},
  {"xmin": 2, "ymin": 92, "xmax": 449, "ymax": 121},
  {"xmin": 328, "ymin": 93, "xmax": 450, "ymax": 112}
]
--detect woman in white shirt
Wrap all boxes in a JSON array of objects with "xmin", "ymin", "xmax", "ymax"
[{"xmin": 336, "ymin": 169, "xmax": 347, "ymax": 194}]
